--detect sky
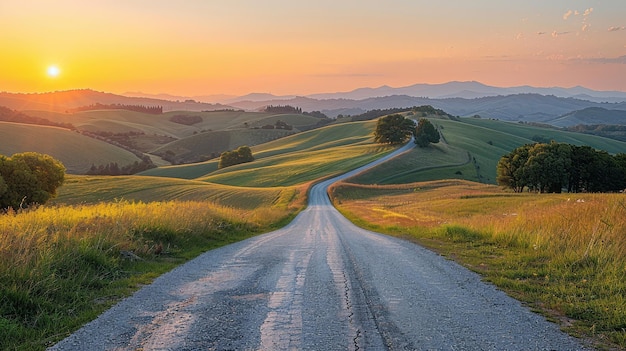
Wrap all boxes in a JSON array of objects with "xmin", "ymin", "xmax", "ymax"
[{"xmin": 1, "ymin": 0, "xmax": 625, "ymax": 96}]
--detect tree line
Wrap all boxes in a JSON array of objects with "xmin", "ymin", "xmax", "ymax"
[
  {"xmin": 0, "ymin": 152, "xmax": 65, "ymax": 210},
  {"xmin": 0, "ymin": 105, "xmax": 75, "ymax": 130},
  {"xmin": 70, "ymin": 103, "xmax": 163, "ymax": 114},
  {"xmin": 497, "ymin": 142, "xmax": 626, "ymax": 193},
  {"xmin": 86, "ymin": 158, "xmax": 156, "ymax": 176},
  {"xmin": 264, "ymin": 105, "xmax": 303, "ymax": 114}
]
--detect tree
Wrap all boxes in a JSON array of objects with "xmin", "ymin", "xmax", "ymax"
[
  {"xmin": 413, "ymin": 118, "xmax": 440, "ymax": 147},
  {"xmin": 218, "ymin": 146, "xmax": 254, "ymax": 169},
  {"xmin": 496, "ymin": 144, "xmax": 532, "ymax": 192},
  {"xmin": 497, "ymin": 142, "xmax": 625, "ymax": 193},
  {"xmin": 374, "ymin": 114, "xmax": 415, "ymax": 144},
  {"xmin": 0, "ymin": 152, "xmax": 65, "ymax": 210}
]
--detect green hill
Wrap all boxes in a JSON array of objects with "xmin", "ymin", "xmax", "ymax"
[
  {"xmin": 53, "ymin": 175, "xmax": 297, "ymax": 210},
  {"xmin": 348, "ymin": 117, "xmax": 626, "ymax": 185},
  {"xmin": 141, "ymin": 121, "xmax": 394, "ymax": 186},
  {"xmin": 0, "ymin": 122, "xmax": 141, "ymax": 174},
  {"xmin": 7, "ymin": 109, "xmax": 328, "ymax": 173},
  {"xmin": 150, "ymin": 128, "xmax": 295, "ymax": 164}
]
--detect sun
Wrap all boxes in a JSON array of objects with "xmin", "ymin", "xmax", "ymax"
[{"xmin": 47, "ymin": 65, "xmax": 60, "ymax": 78}]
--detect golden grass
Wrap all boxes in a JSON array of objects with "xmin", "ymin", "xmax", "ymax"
[
  {"xmin": 330, "ymin": 179, "xmax": 626, "ymax": 349},
  {"xmin": 0, "ymin": 193, "xmax": 304, "ymax": 350}
]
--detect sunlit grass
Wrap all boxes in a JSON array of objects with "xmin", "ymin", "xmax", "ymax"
[
  {"xmin": 330, "ymin": 179, "xmax": 626, "ymax": 349},
  {"xmin": 0, "ymin": 194, "xmax": 304, "ymax": 351}
]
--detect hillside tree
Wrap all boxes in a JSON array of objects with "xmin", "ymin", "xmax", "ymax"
[
  {"xmin": 218, "ymin": 146, "xmax": 254, "ymax": 169},
  {"xmin": 414, "ymin": 118, "xmax": 440, "ymax": 147},
  {"xmin": 374, "ymin": 114, "xmax": 415, "ymax": 144}
]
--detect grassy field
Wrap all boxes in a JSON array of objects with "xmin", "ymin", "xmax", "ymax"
[
  {"xmin": 150, "ymin": 128, "xmax": 295, "ymax": 164},
  {"xmin": 9, "ymin": 110, "xmax": 325, "ymax": 173},
  {"xmin": 26, "ymin": 110, "xmax": 322, "ymax": 139},
  {"xmin": 0, "ymin": 122, "xmax": 141, "ymax": 173},
  {"xmin": 141, "ymin": 120, "xmax": 396, "ymax": 184},
  {"xmin": 329, "ymin": 180, "xmax": 626, "ymax": 349},
  {"xmin": 2, "ymin": 182, "xmax": 308, "ymax": 351},
  {"xmin": 348, "ymin": 117, "xmax": 626, "ymax": 185},
  {"xmin": 52, "ymin": 175, "xmax": 304, "ymax": 210}
]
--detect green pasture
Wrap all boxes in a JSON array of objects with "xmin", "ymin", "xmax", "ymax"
[
  {"xmin": 53, "ymin": 175, "xmax": 295, "ymax": 210},
  {"xmin": 0, "ymin": 122, "xmax": 140, "ymax": 174}
]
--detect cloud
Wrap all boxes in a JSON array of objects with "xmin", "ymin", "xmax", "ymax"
[
  {"xmin": 582, "ymin": 23, "xmax": 591, "ymax": 32},
  {"xmin": 537, "ymin": 31, "xmax": 546, "ymax": 35},
  {"xmin": 583, "ymin": 8, "xmax": 593, "ymax": 17},
  {"xmin": 563, "ymin": 10, "xmax": 573, "ymax": 20},
  {"xmin": 608, "ymin": 26, "xmax": 625, "ymax": 32}
]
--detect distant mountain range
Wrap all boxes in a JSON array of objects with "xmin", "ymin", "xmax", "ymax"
[
  {"xmin": 125, "ymin": 81, "xmax": 626, "ymax": 104},
  {"xmin": 2, "ymin": 81, "xmax": 626, "ymax": 126}
]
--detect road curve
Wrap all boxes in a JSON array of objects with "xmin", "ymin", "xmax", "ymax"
[{"xmin": 50, "ymin": 142, "xmax": 587, "ymax": 350}]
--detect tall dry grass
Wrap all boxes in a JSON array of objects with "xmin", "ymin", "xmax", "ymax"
[
  {"xmin": 0, "ymin": 199, "xmax": 295, "ymax": 350},
  {"xmin": 330, "ymin": 179, "xmax": 626, "ymax": 348}
]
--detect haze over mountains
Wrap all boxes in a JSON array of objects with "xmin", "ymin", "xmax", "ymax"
[{"xmin": 3, "ymin": 81, "xmax": 626, "ymax": 127}]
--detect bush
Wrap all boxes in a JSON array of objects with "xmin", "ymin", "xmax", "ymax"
[
  {"xmin": 0, "ymin": 152, "xmax": 65, "ymax": 210},
  {"xmin": 218, "ymin": 146, "xmax": 254, "ymax": 169}
]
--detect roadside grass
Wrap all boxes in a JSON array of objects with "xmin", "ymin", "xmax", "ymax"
[
  {"xmin": 0, "ymin": 192, "xmax": 306, "ymax": 351},
  {"xmin": 329, "ymin": 179, "xmax": 626, "ymax": 349},
  {"xmin": 4, "ymin": 174, "xmax": 309, "ymax": 351}
]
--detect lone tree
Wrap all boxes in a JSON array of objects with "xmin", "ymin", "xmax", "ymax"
[
  {"xmin": 0, "ymin": 152, "xmax": 66, "ymax": 210},
  {"xmin": 414, "ymin": 118, "xmax": 440, "ymax": 147},
  {"xmin": 374, "ymin": 114, "xmax": 415, "ymax": 144},
  {"xmin": 218, "ymin": 146, "xmax": 255, "ymax": 169}
]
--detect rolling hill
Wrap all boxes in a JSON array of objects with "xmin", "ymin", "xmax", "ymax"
[
  {"xmin": 0, "ymin": 122, "xmax": 141, "ymax": 173},
  {"xmin": 0, "ymin": 108, "xmax": 328, "ymax": 173},
  {"xmin": 348, "ymin": 117, "xmax": 626, "ymax": 185}
]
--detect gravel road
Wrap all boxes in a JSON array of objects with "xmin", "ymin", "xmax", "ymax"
[{"xmin": 50, "ymin": 142, "xmax": 588, "ymax": 350}]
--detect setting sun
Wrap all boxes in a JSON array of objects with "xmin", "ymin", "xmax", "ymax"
[{"xmin": 47, "ymin": 65, "xmax": 60, "ymax": 78}]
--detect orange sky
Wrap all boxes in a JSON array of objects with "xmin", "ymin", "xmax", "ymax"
[{"xmin": 1, "ymin": 1, "xmax": 625, "ymax": 96}]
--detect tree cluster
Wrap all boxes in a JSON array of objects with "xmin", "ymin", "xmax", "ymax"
[
  {"xmin": 0, "ymin": 152, "xmax": 65, "ymax": 210},
  {"xmin": 86, "ymin": 159, "xmax": 156, "ymax": 176},
  {"xmin": 264, "ymin": 105, "xmax": 302, "ymax": 114},
  {"xmin": 374, "ymin": 114, "xmax": 416, "ymax": 144},
  {"xmin": 218, "ymin": 146, "xmax": 254, "ymax": 169},
  {"xmin": 70, "ymin": 103, "xmax": 163, "ymax": 114},
  {"xmin": 414, "ymin": 118, "xmax": 440, "ymax": 147},
  {"xmin": 302, "ymin": 110, "xmax": 328, "ymax": 119},
  {"xmin": 351, "ymin": 105, "xmax": 453, "ymax": 122},
  {"xmin": 259, "ymin": 120, "xmax": 293, "ymax": 130},
  {"xmin": 497, "ymin": 142, "xmax": 626, "ymax": 193},
  {"xmin": 170, "ymin": 114, "xmax": 203, "ymax": 125}
]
